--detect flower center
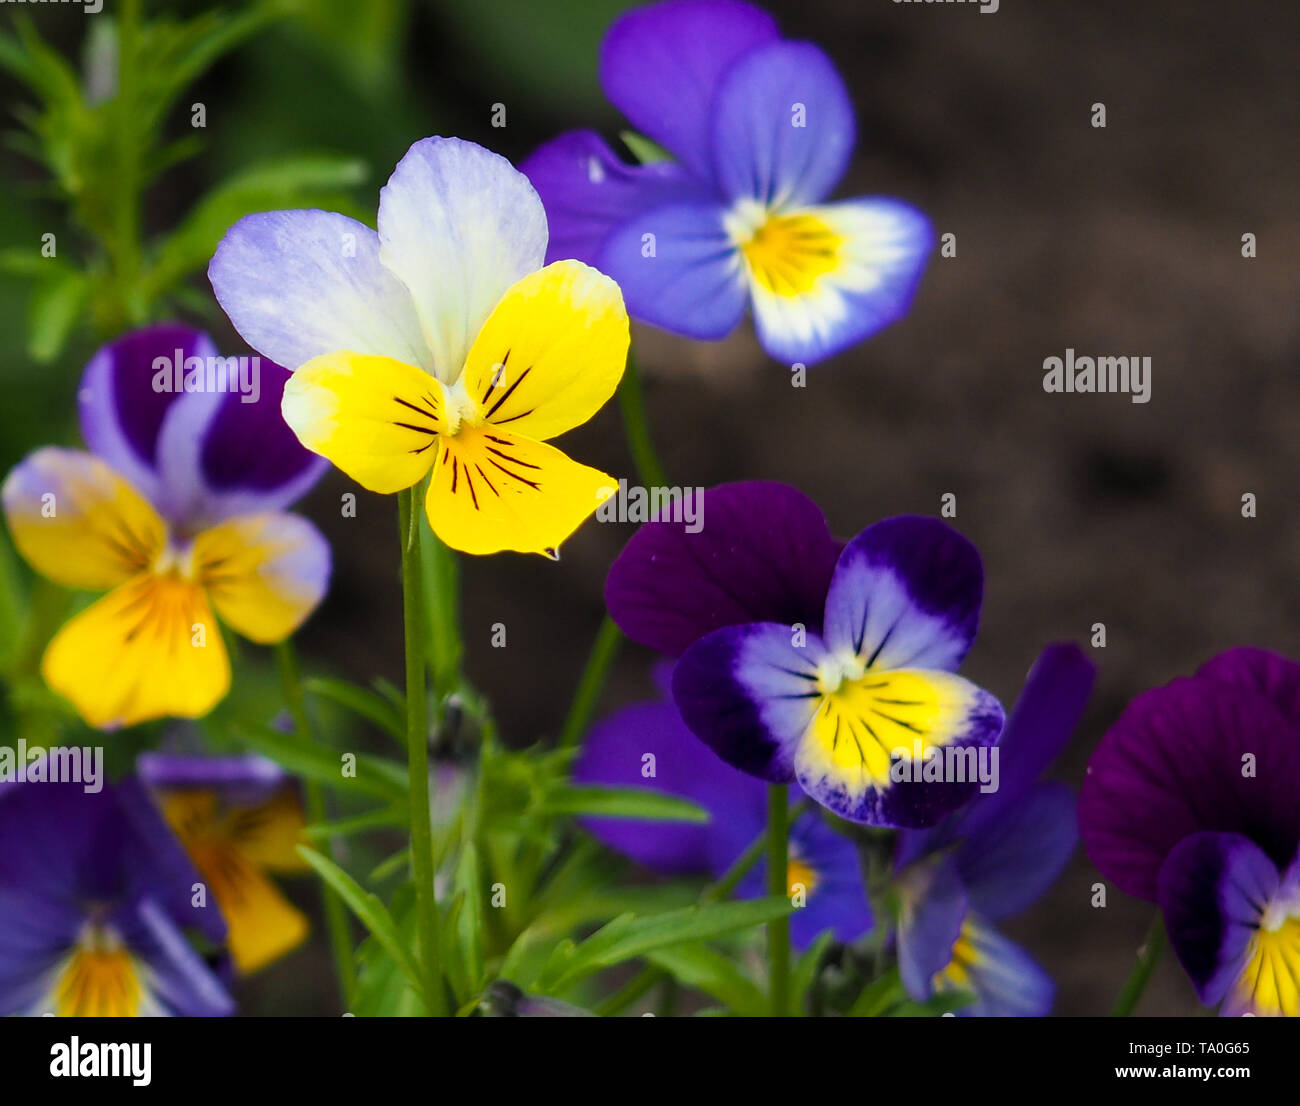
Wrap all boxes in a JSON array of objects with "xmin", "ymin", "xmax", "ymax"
[
  {"xmin": 816, "ymin": 652, "xmax": 866, "ymax": 697},
  {"xmin": 788, "ymin": 854, "xmax": 819, "ymax": 898},
  {"xmin": 729, "ymin": 203, "xmax": 843, "ymax": 297},
  {"xmin": 54, "ymin": 922, "xmax": 143, "ymax": 1017}
]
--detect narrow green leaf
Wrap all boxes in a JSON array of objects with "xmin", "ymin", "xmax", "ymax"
[
  {"xmin": 28, "ymin": 269, "xmax": 88, "ymax": 362},
  {"xmin": 646, "ymin": 943, "xmax": 767, "ymax": 1016},
  {"xmin": 542, "ymin": 785, "xmax": 709, "ymax": 823},
  {"xmin": 305, "ymin": 676, "xmax": 405, "ymax": 744},
  {"xmin": 790, "ymin": 931, "xmax": 834, "ymax": 1016},
  {"xmin": 234, "ymin": 722, "xmax": 407, "ymax": 802},
  {"xmin": 848, "ymin": 965, "xmax": 904, "ymax": 1018},
  {"xmin": 620, "ymin": 130, "xmax": 673, "ymax": 165}
]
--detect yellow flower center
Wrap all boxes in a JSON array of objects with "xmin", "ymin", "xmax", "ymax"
[
  {"xmin": 54, "ymin": 924, "xmax": 143, "ymax": 1017},
  {"xmin": 1234, "ymin": 914, "xmax": 1300, "ymax": 1016},
  {"xmin": 732, "ymin": 206, "xmax": 843, "ymax": 297},
  {"xmin": 788, "ymin": 854, "xmax": 819, "ymax": 898}
]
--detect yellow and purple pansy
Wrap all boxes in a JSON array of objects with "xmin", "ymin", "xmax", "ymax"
[
  {"xmin": 573, "ymin": 665, "xmax": 871, "ymax": 949},
  {"xmin": 138, "ymin": 753, "xmax": 311, "ymax": 976},
  {"xmin": 894, "ymin": 644, "xmax": 1095, "ymax": 1016},
  {"xmin": 209, "ymin": 137, "xmax": 630, "ymax": 557},
  {"xmin": 1080, "ymin": 647, "xmax": 1300, "ymax": 1017},
  {"xmin": 522, "ymin": 0, "xmax": 932, "ymax": 365},
  {"xmin": 1, "ymin": 325, "xmax": 329, "ymax": 729},
  {"xmin": 0, "ymin": 774, "xmax": 234, "ymax": 1017}
]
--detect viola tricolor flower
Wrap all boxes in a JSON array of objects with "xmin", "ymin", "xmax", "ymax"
[
  {"xmin": 522, "ymin": 0, "xmax": 932, "ymax": 365},
  {"xmin": 0, "ymin": 775, "xmax": 233, "ymax": 1016},
  {"xmin": 1079, "ymin": 647, "xmax": 1300, "ymax": 1017},
  {"xmin": 574, "ymin": 668, "xmax": 870, "ymax": 949},
  {"xmin": 1, "ymin": 326, "xmax": 329, "ymax": 729},
  {"xmin": 893, "ymin": 644, "xmax": 1095, "ymax": 1016},
  {"xmin": 138, "ymin": 753, "xmax": 311, "ymax": 975},
  {"xmin": 210, "ymin": 137, "xmax": 630, "ymax": 557}
]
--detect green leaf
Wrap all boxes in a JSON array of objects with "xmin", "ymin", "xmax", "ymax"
[
  {"xmin": 791, "ymin": 931, "xmax": 834, "ymax": 1016},
  {"xmin": 619, "ymin": 130, "xmax": 673, "ymax": 165},
  {"xmin": 146, "ymin": 154, "xmax": 367, "ymax": 292},
  {"xmin": 234, "ymin": 721, "xmax": 408, "ymax": 802},
  {"xmin": 645, "ymin": 943, "xmax": 767, "ymax": 1016},
  {"xmin": 453, "ymin": 841, "xmax": 485, "ymax": 993},
  {"xmin": 848, "ymin": 965, "xmax": 905, "ymax": 1017},
  {"xmin": 538, "ymin": 897, "xmax": 794, "ymax": 995},
  {"xmin": 302, "ymin": 806, "xmax": 406, "ymax": 840},
  {"xmin": 884, "ymin": 990, "xmax": 976, "ymax": 1017},
  {"xmin": 541, "ymin": 785, "xmax": 709, "ymax": 823},
  {"xmin": 305, "ymin": 676, "xmax": 405, "ymax": 745},
  {"xmin": 297, "ymin": 846, "xmax": 426, "ymax": 1005},
  {"xmin": 27, "ymin": 268, "xmax": 88, "ymax": 362}
]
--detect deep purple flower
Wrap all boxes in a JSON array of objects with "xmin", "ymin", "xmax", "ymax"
[
  {"xmin": 574, "ymin": 668, "xmax": 870, "ymax": 950},
  {"xmin": 1, "ymin": 325, "xmax": 330, "ymax": 727},
  {"xmin": 893, "ymin": 644, "xmax": 1095, "ymax": 1016},
  {"xmin": 1079, "ymin": 647, "xmax": 1300, "ymax": 1016},
  {"xmin": 522, "ymin": 0, "xmax": 932, "ymax": 365},
  {"xmin": 0, "ymin": 775, "xmax": 233, "ymax": 1016}
]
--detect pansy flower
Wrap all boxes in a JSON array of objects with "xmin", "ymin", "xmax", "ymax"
[
  {"xmin": 574, "ymin": 667, "xmax": 870, "ymax": 949},
  {"xmin": 209, "ymin": 137, "xmax": 630, "ymax": 557},
  {"xmin": 1079, "ymin": 647, "xmax": 1300, "ymax": 1017},
  {"xmin": 138, "ymin": 753, "xmax": 311, "ymax": 975},
  {"xmin": 893, "ymin": 644, "xmax": 1095, "ymax": 1016},
  {"xmin": 671, "ymin": 517, "xmax": 1004, "ymax": 828},
  {"xmin": 0, "ymin": 774, "xmax": 233, "ymax": 1016},
  {"xmin": 1, "ymin": 325, "xmax": 329, "ymax": 728},
  {"xmin": 522, "ymin": 0, "xmax": 932, "ymax": 365}
]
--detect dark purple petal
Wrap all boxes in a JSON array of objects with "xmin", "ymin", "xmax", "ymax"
[
  {"xmin": 822, "ymin": 516, "xmax": 983, "ymax": 672},
  {"xmin": 1198, "ymin": 646, "xmax": 1300, "ymax": 727},
  {"xmin": 0, "ymin": 887, "xmax": 82, "ymax": 1015},
  {"xmin": 709, "ymin": 40, "xmax": 853, "ymax": 208},
  {"xmin": 1079, "ymin": 674, "xmax": 1300, "ymax": 901},
  {"xmin": 79, "ymin": 324, "xmax": 219, "ymax": 504},
  {"xmin": 521, "ymin": 130, "xmax": 709, "ymax": 266},
  {"xmin": 596, "ymin": 200, "xmax": 747, "ymax": 340},
  {"xmin": 953, "ymin": 782, "xmax": 1077, "ymax": 921},
  {"xmin": 599, "ymin": 0, "xmax": 779, "ymax": 182},
  {"xmin": 605, "ymin": 481, "xmax": 840, "ymax": 657},
  {"xmin": 897, "ymin": 855, "xmax": 967, "ymax": 1000},
  {"xmin": 1157, "ymin": 831, "xmax": 1277, "ymax": 1007},
  {"xmin": 573, "ymin": 697, "xmax": 765, "ymax": 874},
  {"xmin": 673, "ymin": 621, "xmax": 826, "ymax": 784}
]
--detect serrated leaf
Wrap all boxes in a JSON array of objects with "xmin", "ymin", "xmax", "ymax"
[{"xmin": 542, "ymin": 785, "xmax": 709, "ymax": 823}]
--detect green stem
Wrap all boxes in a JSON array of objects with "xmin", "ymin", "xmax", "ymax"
[
  {"xmin": 557, "ymin": 614, "xmax": 621, "ymax": 750},
  {"xmin": 1111, "ymin": 912, "xmax": 1166, "ymax": 1017},
  {"xmin": 767, "ymin": 785, "xmax": 791, "ymax": 1017},
  {"xmin": 704, "ymin": 798, "xmax": 809, "ymax": 903},
  {"xmin": 419, "ymin": 522, "xmax": 461, "ymax": 703},
  {"xmin": 616, "ymin": 348, "xmax": 668, "ymax": 489},
  {"xmin": 274, "ymin": 639, "xmax": 355, "ymax": 1007},
  {"xmin": 398, "ymin": 487, "xmax": 445, "ymax": 1015},
  {"xmin": 108, "ymin": 0, "xmax": 144, "ymax": 329}
]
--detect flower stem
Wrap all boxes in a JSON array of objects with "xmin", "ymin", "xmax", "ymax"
[
  {"xmin": 616, "ymin": 348, "xmax": 668, "ymax": 489},
  {"xmin": 1111, "ymin": 912, "xmax": 1166, "ymax": 1017},
  {"xmin": 398, "ymin": 486, "xmax": 445, "ymax": 1015},
  {"xmin": 557, "ymin": 614, "xmax": 622, "ymax": 750},
  {"xmin": 767, "ymin": 784, "xmax": 791, "ymax": 1017},
  {"xmin": 274, "ymin": 638, "xmax": 355, "ymax": 1008}
]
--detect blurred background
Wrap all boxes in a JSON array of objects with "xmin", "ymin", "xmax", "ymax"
[{"xmin": 1, "ymin": 0, "xmax": 1297, "ymax": 1015}]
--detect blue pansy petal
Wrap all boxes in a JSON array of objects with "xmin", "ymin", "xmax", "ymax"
[
  {"xmin": 673, "ymin": 622, "xmax": 828, "ymax": 783},
  {"xmin": 788, "ymin": 814, "xmax": 871, "ymax": 948},
  {"xmin": 897, "ymin": 855, "xmax": 967, "ymax": 1000},
  {"xmin": 822, "ymin": 516, "xmax": 983, "ymax": 672},
  {"xmin": 597, "ymin": 201, "xmax": 748, "ymax": 340},
  {"xmin": 747, "ymin": 198, "xmax": 933, "ymax": 366},
  {"xmin": 599, "ymin": 0, "xmax": 779, "ymax": 182},
  {"xmin": 955, "ymin": 782, "xmax": 1078, "ymax": 921},
  {"xmin": 522, "ymin": 130, "xmax": 709, "ymax": 266},
  {"xmin": 936, "ymin": 918, "xmax": 1055, "ymax": 1017},
  {"xmin": 573, "ymin": 697, "xmax": 765, "ymax": 874},
  {"xmin": 124, "ymin": 899, "xmax": 235, "ymax": 1017},
  {"xmin": 0, "ymin": 887, "xmax": 82, "ymax": 1015},
  {"xmin": 710, "ymin": 40, "xmax": 853, "ymax": 209},
  {"xmin": 210, "ymin": 209, "xmax": 430, "ymax": 373},
  {"xmin": 1157, "ymin": 831, "xmax": 1278, "ymax": 1008},
  {"xmin": 78, "ymin": 325, "xmax": 219, "ymax": 506}
]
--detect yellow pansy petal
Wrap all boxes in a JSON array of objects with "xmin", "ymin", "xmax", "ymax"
[
  {"xmin": 53, "ymin": 944, "xmax": 144, "ymax": 1017},
  {"xmin": 426, "ymin": 427, "xmax": 617, "ymax": 556},
  {"xmin": 282, "ymin": 351, "xmax": 448, "ymax": 493},
  {"xmin": 461, "ymin": 260, "xmax": 629, "ymax": 442},
  {"xmin": 41, "ymin": 575, "xmax": 230, "ymax": 728},
  {"xmin": 226, "ymin": 788, "xmax": 310, "ymax": 873},
  {"xmin": 2, "ymin": 447, "xmax": 166, "ymax": 590},
  {"xmin": 193, "ymin": 513, "xmax": 329, "ymax": 644}
]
